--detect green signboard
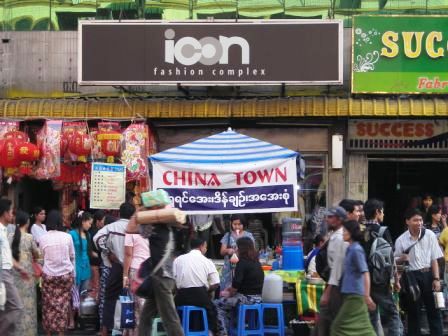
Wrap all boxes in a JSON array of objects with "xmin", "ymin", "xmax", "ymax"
[{"xmin": 352, "ymin": 16, "xmax": 448, "ymax": 94}]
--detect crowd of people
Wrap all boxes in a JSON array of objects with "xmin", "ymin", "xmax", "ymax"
[
  {"xmin": 315, "ymin": 197, "xmax": 446, "ymax": 336},
  {"xmin": 0, "ymin": 192, "xmax": 447, "ymax": 336},
  {"xmin": 0, "ymin": 192, "xmax": 265, "ymax": 336}
]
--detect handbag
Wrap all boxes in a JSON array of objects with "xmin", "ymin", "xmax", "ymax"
[
  {"xmin": 115, "ymin": 288, "xmax": 135, "ymax": 329},
  {"xmin": 399, "ymin": 228, "xmax": 426, "ymax": 309}
]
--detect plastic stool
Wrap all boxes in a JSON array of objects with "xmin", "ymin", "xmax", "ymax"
[
  {"xmin": 230, "ymin": 304, "xmax": 263, "ymax": 336},
  {"xmin": 177, "ymin": 306, "xmax": 209, "ymax": 336},
  {"xmin": 151, "ymin": 317, "xmax": 167, "ymax": 336},
  {"xmin": 262, "ymin": 303, "xmax": 285, "ymax": 336}
]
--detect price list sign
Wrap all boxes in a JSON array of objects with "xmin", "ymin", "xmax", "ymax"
[{"xmin": 90, "ymin": 163, "xmax": 126, "ymax": 210}]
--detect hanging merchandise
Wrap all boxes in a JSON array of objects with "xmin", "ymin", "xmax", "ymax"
[
  {"xmin": 0, "ymin": 130, "xmax": 39, "ymax": 176},
  {"xmin": 61, "ymin": 122, "xmax": 92, "ymax": 163},
  {"xmin": 15, "ymin": 142, "xmax": 40, "ymax": 175},
  {"xmin": 121, "ymin": 123, "xmax": 149, "ymax": 182},
  {"xmin": 147, "ymin": 125, "xmax": 158, "ymax": 156},
  {"xmin": 0, "ymin": 121, "xmax": 19, "ymax": 137},
  {"xmin": 56, "ymin": 163, "xmax": 91, "ymax": 184},
  {"xmin": 97, "ymin": 122, "xmax": 122, "ymax": 163},
  {"xmin": 0, "ymin": 121, "xmax": 19, "ymax": 176},
  {"xmin": 0, "ymin": 138, "xmax": 20, "ymax": 176},
  {"xmin": 69, "ymin": 131, "xmax": 92, "ymax": 163},
  {"xmin": 90, "ymin": 127, "xmax": 103, "ymax": 161},
  {"xmin": 35, "ymin": 120, "xmax": 62, "ymax": 180}
]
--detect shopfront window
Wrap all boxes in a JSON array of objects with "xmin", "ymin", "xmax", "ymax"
[{"xmin": 298, "ymin": 154, "xmax": 327, "ymax": 251}]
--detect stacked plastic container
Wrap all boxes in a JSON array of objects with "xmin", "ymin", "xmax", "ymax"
[{"xmin": 281, "ymin": 218, "xmax": 304, "ymax": 270}]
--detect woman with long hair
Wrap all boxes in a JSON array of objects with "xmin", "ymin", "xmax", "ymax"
[
  {"xmin": 219, "ymin": 215, "xmax": 255, "ymax": 289},
  {"xmin": 331, "ymin": 220, "xmax": 376, "ymax": 336},
  {"xmin": 69, "ymin": 211, "xmax": 93, "ymax": 291},
  {"xmin": 30, "ymin": 206, "xmax": 46, "ymax": 245},
  {"xmin": 68, "ymin": 211, "xmax": 93, "ymax": 328},
  {"xmin": 40, "ymin": 210, "xmax": 75, "ymax": 336},
  {"xmin": 8, "ymin": 210, "xmax": 40, "ymax": 336},
  {"xmin": 214, "ymin": 237, "xmax": 264, "ymax": 336},
  {"xmin": 426, "ymin": 205, "xmax": 447, "ymax": 239}
]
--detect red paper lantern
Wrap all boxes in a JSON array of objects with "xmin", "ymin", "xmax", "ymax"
[
  {"xmin": 0, "ymin": 139, "xmax": 20, "ymax": 175},
  {"xmin": 68, "ymin": 131, "xmax": 92, "ymax": 163},
  {"xmin": 15, "ymin": 142, "xmax": 40, "ymax": 175},
  {"xmin": 97, "ymin": 131, "xmax": 121, "ymax": 163}
]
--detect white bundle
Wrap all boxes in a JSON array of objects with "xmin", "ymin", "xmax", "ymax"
[{"xmin": 136, "ymin": 208, "xmax": 186, "ymax": 227}]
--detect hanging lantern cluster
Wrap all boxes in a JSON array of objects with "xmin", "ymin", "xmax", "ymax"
[
  {"xmin": 68, "ymin": 131, "xmax": 92, "ymax": 163},
  {"xmin": 97, "ymin": 130, "xmax": 122, "ymax": 163},
  {"xmin": 0, "ymin": 131, "xmax": 40, "ymax": 175}
]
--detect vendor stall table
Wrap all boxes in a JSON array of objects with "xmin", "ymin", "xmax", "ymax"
[{"xmin": 263, "ymin": 271, "xmax": 325, "ymax": 317}]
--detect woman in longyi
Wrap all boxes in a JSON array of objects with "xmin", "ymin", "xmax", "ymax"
[{"xmin": 331, "ymin": 220, "xmax": 376, "ymax": 336}]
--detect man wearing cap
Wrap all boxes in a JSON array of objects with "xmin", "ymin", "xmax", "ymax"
[{"xmin": 316, "ymin": 206, "xmax": 348, "ymax": 336}]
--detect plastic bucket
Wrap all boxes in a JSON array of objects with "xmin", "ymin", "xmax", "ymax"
[{"xmin": 282, "ymin": 244, "xmax": 304, "ymax": 270}]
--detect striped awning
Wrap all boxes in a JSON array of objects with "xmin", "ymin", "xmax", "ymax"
[{"xmin": 150, "ymin": 129, "xmax": 298, "ymax": 164}]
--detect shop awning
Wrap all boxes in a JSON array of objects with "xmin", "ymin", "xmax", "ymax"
[
  {"xmin": 150, "ymin": 129, "xmax": 299, "ymax": 214},
  {"xmin": 2, "ymin": 97, "xmax": 448, "ymax": 119}
]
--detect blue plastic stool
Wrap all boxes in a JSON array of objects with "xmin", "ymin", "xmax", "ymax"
[
  {"xmin": 262, "ymin": 303, "xmax": 285, "ymax": 336},
  {"xmin": 177, "ymin": 306, "xmax": 209, "ymax": 336},
  {"xmin": 151, "ymin": 317, "xmax": 167, "ymax": 336},
  {"xmin": 230, "ymin": 304, "xmax": 263, "ymax": 336}
]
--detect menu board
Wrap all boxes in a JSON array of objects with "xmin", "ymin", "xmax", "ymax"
[{"xmin": 90, "ymin": 163, "xmax": 126, "ymax": 210}]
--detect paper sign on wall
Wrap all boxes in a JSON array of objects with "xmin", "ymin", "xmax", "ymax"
[{"xmin": 90, "ymin": 163, "xmax": 126, "ymax": 210}]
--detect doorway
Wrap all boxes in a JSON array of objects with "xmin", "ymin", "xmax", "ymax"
[
  {"xmin": 16, "ymin": 177, "xmax": 60, "ymax": 214},
  {"xmin": 368, "ymin": 159, "xmax": 448, "ymax": 240}
]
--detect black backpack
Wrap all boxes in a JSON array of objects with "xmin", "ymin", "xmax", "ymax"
[
  {"xmin": 365, "ymin": 226, "xmax": 394, "ymax": 286},
  {"xmin": 315, "ymin": 239, "xmax": 330, "ymax": 282}
]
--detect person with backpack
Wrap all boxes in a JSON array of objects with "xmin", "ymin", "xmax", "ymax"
[
  {"xmin": 395, "ymin": 208, "xmax": 443, "ymax": 336},
  {"xmin": 363, "ymin": 199, "xmax": 401, "ymax": 336},
  {"xmin": 315, "ymin": 206, "xmax": 348, "ymax": 336}
]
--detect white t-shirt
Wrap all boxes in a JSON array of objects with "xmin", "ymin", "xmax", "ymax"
[
  {"xmin": 31, "ymin": 223, "xmax": 47, "ymax": 245},
  {"xmin": 173, "ymin": 249, "xmax": 220, "ymax": 289},
  {"xmin": 0, "ymin": 224, "xmax": 13, "ymax": 270}
]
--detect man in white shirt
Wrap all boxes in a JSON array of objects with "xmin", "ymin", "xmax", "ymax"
[
  {"xmin": 316, "ymin": 206, "xmax": 348, "ymax": 336},
  {"xmin": 173, "ymin": 237, "xmax": 220, "ymax": 334},
  {"xmin": 395, "ymin": 208, "xmax": 443, "ymax": 336},
  {"xmin": 0, "ymin": 198, "xmax": 28, "ymax": 334},
  {"xmin": 94, "ymin": 202, "xmax": 135, "ymax": 336}
]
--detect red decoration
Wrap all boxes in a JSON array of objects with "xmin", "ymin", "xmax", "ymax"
[
  {"xmin": 15, "ymin": 142, "xmax": 40, "ymax": 175},
  {"xmin": 60, "ymin": 131, "xmax": 71, "ymax": 156},
  {"xmin": 97, "ymin": 131, "xmax": 121, "ymax": 163},
  {"xmin": 68, "ymin": 131, "xmax": 92, "ymax": 163},
  {"xmin": 56, "ymin": 163, "xmax": 90, "ymax": 184},
  {"xmin": 4, "ymin": 130, "xmax": 28, "ymax": 143},
  {"xmin": 0, "ymin": 139, "xmax": 20, "ymax": 175}
]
